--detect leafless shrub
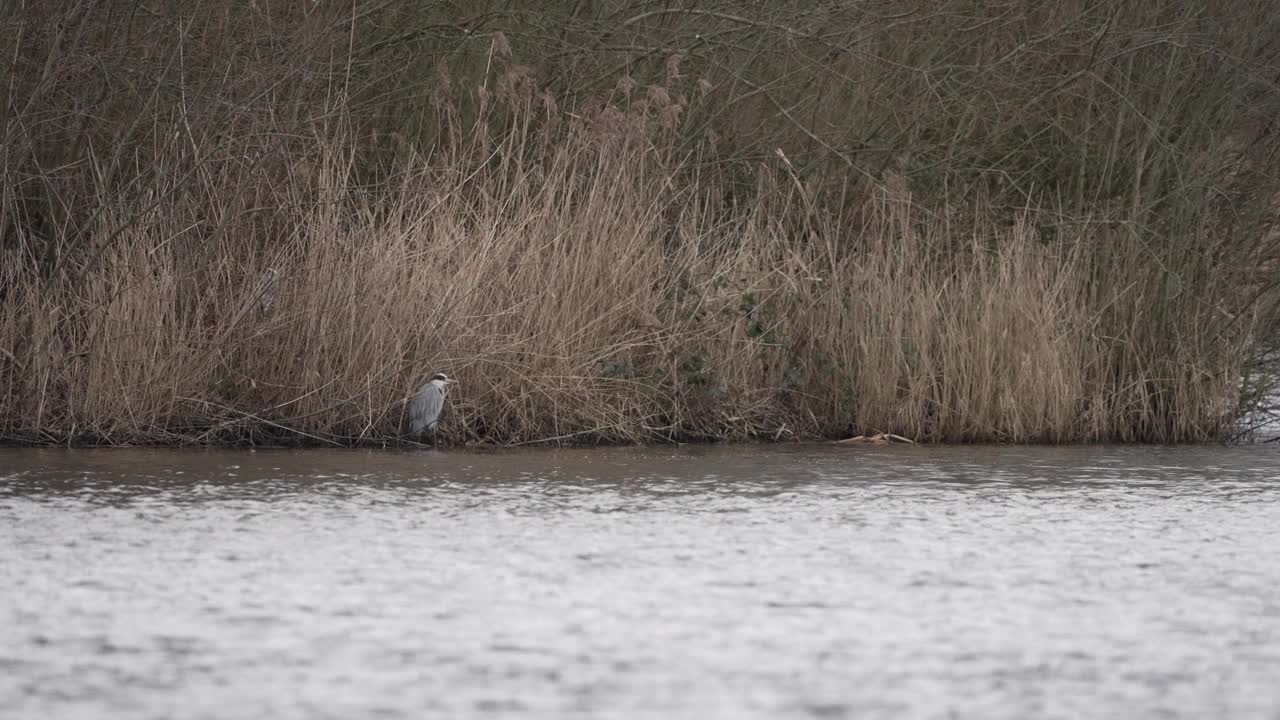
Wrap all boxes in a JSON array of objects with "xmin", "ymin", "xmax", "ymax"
[{"xmin": 1, "ymin": 0, "xmax": 1277, "ymax": 445}]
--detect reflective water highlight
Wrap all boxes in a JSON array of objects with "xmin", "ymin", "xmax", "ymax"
[{"xmin": 2, "ymin": 445, "xmax": 1279, "ymax": 719}]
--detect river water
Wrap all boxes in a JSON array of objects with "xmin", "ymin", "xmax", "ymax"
[{"xmin": 2, "ymin": 445, "xmax": 1278, "ymax": 719}]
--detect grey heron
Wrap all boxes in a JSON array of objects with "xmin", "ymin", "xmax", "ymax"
[{"xmin": 409, "ymin": 373, "xmax": 453, "ymax": 440}]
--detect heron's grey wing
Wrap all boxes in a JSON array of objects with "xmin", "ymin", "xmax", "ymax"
[{"xmin": 409, "ymin": 383, "xmax": 444, "ymax": 433}]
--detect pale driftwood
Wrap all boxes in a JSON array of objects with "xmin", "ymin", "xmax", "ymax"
[{"xmin": 837, "ymin": 432, "xmax": 916, "ymax": 445}]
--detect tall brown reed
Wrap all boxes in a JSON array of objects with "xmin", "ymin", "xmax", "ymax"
[{"xmin": 1, "ymin": 1, "xmax": 1277, "ymax": 445}]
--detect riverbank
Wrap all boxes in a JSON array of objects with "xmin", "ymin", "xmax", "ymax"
[{"xmin": 3, "ymin": 2, "xmax": 1279, "ymax": 446}]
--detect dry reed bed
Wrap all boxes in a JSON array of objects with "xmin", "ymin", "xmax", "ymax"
[
  {"xmin": 0, "ymin": 118, "xmax": 1256, "ymax": 445},
  {"xmin": 2, "ymin": 1, "xmax": 1278, "ymax": 445}
]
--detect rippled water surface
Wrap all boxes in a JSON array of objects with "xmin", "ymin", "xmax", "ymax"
[{"xmin": 2, "ymin": 445, "xmax": 1279, "ymax": 719}]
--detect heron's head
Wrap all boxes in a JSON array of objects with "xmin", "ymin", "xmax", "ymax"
[{"xmin": 430, "ymin": 373, "xmax": 452, "ymax": 384}]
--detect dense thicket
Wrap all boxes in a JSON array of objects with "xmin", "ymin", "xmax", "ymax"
[{"xmin": 3, "ymin": 1, "xmax": 1278, "ymax": 445}]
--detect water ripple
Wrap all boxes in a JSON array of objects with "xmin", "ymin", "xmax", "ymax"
[{"xmin": 2, "ymin": 445, "xmax": 1279, "ymax": 718}]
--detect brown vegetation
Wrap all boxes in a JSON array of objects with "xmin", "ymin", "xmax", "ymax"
[{"xmin": 2, "ymin": 1, "xmax": 1279, "ymax": 445}]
